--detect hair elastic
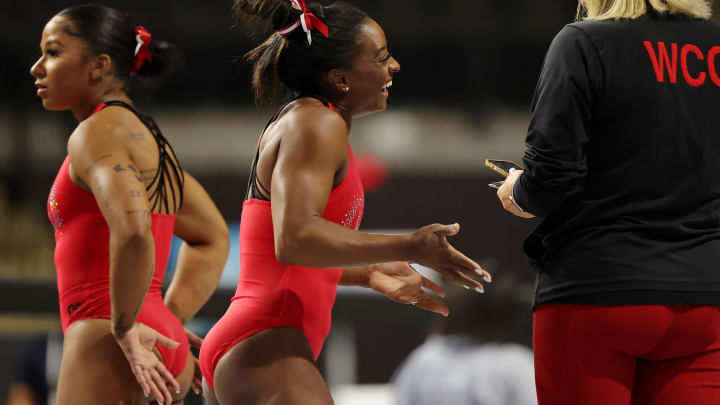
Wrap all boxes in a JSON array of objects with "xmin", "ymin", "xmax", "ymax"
[
  {"xmin": 131, "ymin": 26, "xmax": 152, "ymax": 73},
  {"xmin": 276, "ymin": 0, "xmax": 328, "ymax": 45}
]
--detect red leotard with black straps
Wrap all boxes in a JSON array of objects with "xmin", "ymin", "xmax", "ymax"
[
  {"xmin": 199, "ymin": 100, "xmax": 365, "ymax": 389},
  {"xmin": 47, "ymin": 103, "xmax": 189, "ymax": 376}
]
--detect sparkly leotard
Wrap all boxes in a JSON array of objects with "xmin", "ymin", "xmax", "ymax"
[
  {"xmin": 199, "ymin": 98, "xmax": 365, "ymax": 389},
  {"xmin": 48, "ymin": 101, "xmax": 189, "ymax": 376}
]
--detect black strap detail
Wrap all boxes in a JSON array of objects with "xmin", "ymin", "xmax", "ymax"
[
  {"xmin": 101, "ymin": 101, "xmax": 185, "ymax": 214},
  {"xmin": 246, "ymin": 95, "xmax": 332, "ymax": 201}
]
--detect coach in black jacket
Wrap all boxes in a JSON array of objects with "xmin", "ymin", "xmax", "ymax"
[{"xmin": 496, "ymin": 0, "xmax": 720, "ymax": 403}]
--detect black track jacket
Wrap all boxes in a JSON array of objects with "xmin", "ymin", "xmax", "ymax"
[{"xmin": 512, "ymin": 11, "xmax": 720, "ymax": 306}]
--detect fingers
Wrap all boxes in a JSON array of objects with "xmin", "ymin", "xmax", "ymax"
[
  {"xmin": 456, "ymin": 271, "xmax": 485, "ymax": 293},
  {"xmin": 186, "ymin": 328, "xmax": 203, "ymax": 349},
  {"xmin": 193, "ymin": 378, "xmax": 203, "ymax": 395},
  {"xmin": 157, "ymin": 361, "xmax": 181, "ymax": 396},
  {"xmin": 436, "ymin": 267, "xmax": 485, "ymax": 293},
  {"xmin": 149, "ymin": 368, "xmax": 173, "ymax": 405},
  {"xmin": 143, "ymin": 368, "xmax": 164, "ymax": 404},
  {"xmin": 134, "ymin": 364, "xmax": 151, "ymax": 397},
  {"xmin": 192, "ymin": 374, "xmax": 203, "ymax": 394},
  {"xmin": 154, "ymin": 332, "xmax": 181, "ymax": 350},
  {"xmin": 449, "ymin": 247, "xmax": 493, "ymax": 283},
  {"xmin": 421, "ymin": 276, "xmax": 445, "ymax": 297},
  {"xmin": 192, "ymin": 356, "xmax": 203, "ymax": 395},
  {"xmin": 414, "ymin": 291, "xmax": 450, "ymax": 316},
  {"xmin": 431, "ymin": 222, "xmax": 460, "ymax": 237}
]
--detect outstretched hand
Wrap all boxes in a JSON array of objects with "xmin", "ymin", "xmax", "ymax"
[
  {"xmin": 185, "ymin": 328, "xmax": 204, "ymax": 395},
  {"xmin": 368, "ymin": 262, "xmax": 449, "ymax": 316},
  {"xmin": 114, "ymin": 322, "xmax": 180, "ymax": 405},
  {"xmin": 410, "ymin": 223, "xmax": 492, "ymax": 292}
]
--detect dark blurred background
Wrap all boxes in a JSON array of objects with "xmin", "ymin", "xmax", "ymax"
[{"xmin": 2, "ymin": 1, "xmax": 717, "ymax": 404}]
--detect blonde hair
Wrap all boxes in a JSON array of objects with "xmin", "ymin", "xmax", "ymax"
[{"xmin": 578, "ymin": 0, "xmax": 712, "ymax": 21}]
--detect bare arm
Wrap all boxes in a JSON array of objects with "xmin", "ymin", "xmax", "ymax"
[
  {"xmin": 270, "ymin": 108, "xmax": 489, "ymax": 289},
  {"xmin": 68, "ymin": 119, "xmax": 154, "ymax": 338},
  {"xmin": 164, "ymin": 172, "xmax": 229, "ymax": 325},
  {"xmin": 340, "ymin": 264, "xmax": 449, "ymax": 315},
  {"xmin": 68, "ymin": 116, "xmax": 179, "ymax": 403}
]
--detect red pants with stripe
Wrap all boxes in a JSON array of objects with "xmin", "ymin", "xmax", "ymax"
[{"xmin": 533, "ymin": 304, "xmax": 720, "ymax": 405}]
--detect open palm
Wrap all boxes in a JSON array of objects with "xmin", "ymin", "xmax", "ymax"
[
  {"xmin": 114, "ymin": 322, "xmax": 180, "ymax": 404},
  {"xmin": 368, "ymin": 262, "xmax": 449, "ymax": 316}
]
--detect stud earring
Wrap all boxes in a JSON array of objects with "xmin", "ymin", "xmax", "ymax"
[{"xmin": 343, "ymin": 86, "xmax": 350, "ymax": 92}]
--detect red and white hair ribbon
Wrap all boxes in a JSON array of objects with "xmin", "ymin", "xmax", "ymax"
[
  {"xmin": 276, "ymin": 0, "xmax": 329, "ymax": 45},
  {"xmin": 131, "ymin": 26, "xmax": 152, "ymax": 73}
]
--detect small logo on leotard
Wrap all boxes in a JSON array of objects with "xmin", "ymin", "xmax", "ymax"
[{"xmin": 67, "ymin": 303, "xmax": 81, "ymax": 316}]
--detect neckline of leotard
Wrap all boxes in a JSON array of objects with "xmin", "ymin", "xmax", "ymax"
[
  {"xmin": 93, "ymin": 100, "xmax": 185, "ymax": 214},
  {"xmin": 246, "ymin": 95, "xmax": 336, "ymax": 202}
]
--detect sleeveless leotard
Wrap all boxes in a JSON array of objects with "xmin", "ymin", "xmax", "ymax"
[
  {"xmin": 47, "ymin": 102, "xmax": 189, "ymax": 376},
  {"xmin": 199, "ymin": 99, "xmax": 365, "ymax": 389}
]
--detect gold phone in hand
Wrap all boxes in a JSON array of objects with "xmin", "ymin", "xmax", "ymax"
[
  {"xmin": 485, "ymin": 159, "xmax": 523, "ymax": 177},
  {"xmin": 485, "ymin": 159, "xmax": 523, "ymax": 189}
]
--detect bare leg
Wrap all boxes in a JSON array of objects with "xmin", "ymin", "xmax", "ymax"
[
  {"xmin": 212, "ymin": 327, "xmax": 334, "ymax": 405},
  {"xmin": 56, "ymin": 319, "xmax": 194, "ymax": 405},
  {"xmin": 202, "ymin": 378, "xmax": 221, "ymax": 405}
]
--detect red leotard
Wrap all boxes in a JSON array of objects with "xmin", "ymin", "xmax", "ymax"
[
  {"xmin": 47, "ymin": 105, "xmax": 189, "ymax": 377},
  {"xmin": 199, "ymin": 143, "xmax": 364, "ymax": 390}
]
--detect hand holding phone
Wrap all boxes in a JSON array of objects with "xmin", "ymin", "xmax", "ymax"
[{"xmin": 485, "ymin": 159, "xmax": 523, "ymax": 189}]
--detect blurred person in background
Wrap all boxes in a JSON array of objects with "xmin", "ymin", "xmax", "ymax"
[
  {"xmin": 198, "ymin": 1, "xmax": 492, "ymax": 404},
  {"xmin": 393, "ymin": 277, "xmax": 536, "ymax": 405},
  {"xmin": 496, "ymin": 0, "xmax": 720, "ymax": 403},
  {"xmin": 6, "ymin": 332, "xmax": 63, "ymax": 405},
  {"xmin": 30, "ymin": 5, "xmax": 229, "ymax": 405}
]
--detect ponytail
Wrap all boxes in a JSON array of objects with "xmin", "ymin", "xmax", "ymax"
[{"xmin": 234, "ymin": 0, "xmax": 368, "ymax": 105}]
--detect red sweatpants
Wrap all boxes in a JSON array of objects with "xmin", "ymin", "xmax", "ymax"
[{"xmin": 533, "ymin": 304, "xmax": 720, "ymax": 405}]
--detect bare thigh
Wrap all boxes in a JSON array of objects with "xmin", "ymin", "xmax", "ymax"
[
  {"xmin": 210, "ymin": 327, "xmax": 334, "ymax": 405},
  {"xmin": 172, "ymin": 349, "xmax": 196, "ymax": 404},
  {"xmin": 56, "ymin": 319, "xmax": 194, "ymax": 405}
]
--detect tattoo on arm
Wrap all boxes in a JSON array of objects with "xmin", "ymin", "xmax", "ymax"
[
  {"xmin": 130, "ymin": 190, "xmax": 140, "ymax": 197},
  {"xmin": 113, "ymin": 164, "xmax": 126, "ymax": 172},
  {"xmin": 134, "ymin": 174, "xmax": 143, "ymax": 183},
  {"xmin": 113, "ymin": 298, "xmax": 142, "ymax": 336},
  {"xmin": 85, "ymin": 154, "xmax": 113, "ymax": 175},
  {"xmin": 128, "ymin": 164, "xmax": 138, "ymax": 173},
  {"xmin": 113, "ymin": 313, "xmax": 129, "ymax": 336},
  {"xmin": 92, "ymin": 178, "xmax": 113, "ymax": 211}
]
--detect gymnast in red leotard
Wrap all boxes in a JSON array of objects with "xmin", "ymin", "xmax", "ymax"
[
  {"xmin": 32, "ymin": 5, "xmax": 229, "ymax": 405},
  {"xmin": 199, "ymin": 1, "xmax": 492, "ymax": 404}
]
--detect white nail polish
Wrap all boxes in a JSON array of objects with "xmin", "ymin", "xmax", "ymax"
[
  {"xmin": 463, "ymin": 285, "xmax": 470, "ymax": 290},
  {"xmin": 483, "ymin": 274, "xmax": 492, "ymax": 283},
  {"xmin": 475, "ymin": 286, "xmax": 484, "ymax": 294}
]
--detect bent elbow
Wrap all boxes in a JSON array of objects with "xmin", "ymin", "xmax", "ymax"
[
  {"xmin": 111, "ymin": 225, "xmax": 153, "ymax": 249},
  {"xmin": 274, "ymin": 239, "xmax": 296, "ymax": 265},
  {"xmin": 274, "ymin": 231, "xmax": 304, "ymax": 265},
  {"xmin": 214, "ymin": 222, "xmax": 231, "ymax": 255}
]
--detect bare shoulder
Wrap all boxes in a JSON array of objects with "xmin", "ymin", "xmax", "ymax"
[
  {"xmin": 68, "ymin": 108, "xmax": 138, "ymax": 156},
  {"xmin": 279, "ymin": 104, "xmax": 349, "ymax": 152}
]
